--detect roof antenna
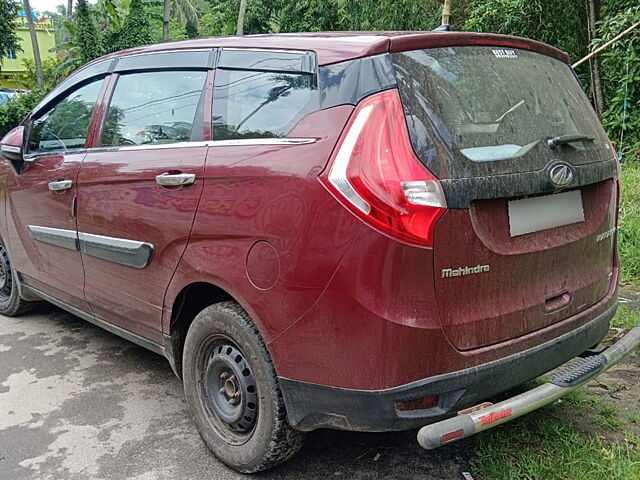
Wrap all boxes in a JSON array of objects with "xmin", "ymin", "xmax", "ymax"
[{"xmin": 433, "ymin": 24, "xmax": 451, "ymax": 32}]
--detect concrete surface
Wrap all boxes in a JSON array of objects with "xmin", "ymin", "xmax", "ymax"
[{"xmin": 0, "ymin": 304, "xmax": 473, "ymax": 480}]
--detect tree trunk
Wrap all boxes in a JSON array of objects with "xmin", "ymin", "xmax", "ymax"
[
  {"xmin": 23, "ymin": 0, "xmax": 44, "ymax": 89},
  {"xmin": 441, "ymin": 0, "xmax": 452, "ymax": 25},
  {"xmin": 67, "ymin": 0, "xmax": 73, "ymax": 17},
  {"xmin": 236, "ymin": 0, "xmax": 247, "ymax": 35},
  {"xmin": 586, "ymin": 0, "xmax": 605, "ymax": 117},
  {"xmin": 163, "ymin": 0, "xmax": 170, "ymax": 42}
]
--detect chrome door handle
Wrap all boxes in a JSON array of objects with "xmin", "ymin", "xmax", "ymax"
[
  {"xmin": 48, "ymin": 179, "xmax": 73, "ymax": 191},
  {"xmin": 155, "ymin": 173, "xmax": 196, "ymax": 187}
]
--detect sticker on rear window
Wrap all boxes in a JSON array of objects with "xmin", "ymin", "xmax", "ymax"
[{"xmin": 492, "ymin": 49, "xmax": 518, "ymax": 59}]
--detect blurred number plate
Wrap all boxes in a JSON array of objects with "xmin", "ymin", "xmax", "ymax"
[{"xmin": 508, "ymin": 190, "xmax": 584, "ymax": 237}]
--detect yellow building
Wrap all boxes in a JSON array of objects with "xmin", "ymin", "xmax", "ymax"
[{"xmin": 0, "ymin": 16, "xmax": 57, "ymax": 89}]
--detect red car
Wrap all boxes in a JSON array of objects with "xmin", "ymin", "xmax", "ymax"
[{"xmin": 1, "ymin": 32, "xmax": 638, "ymax": 473}]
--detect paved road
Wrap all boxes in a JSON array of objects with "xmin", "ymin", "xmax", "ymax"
[{"xmin": 0, "ymin": 304, "xmax": 473, "ymax": 480}]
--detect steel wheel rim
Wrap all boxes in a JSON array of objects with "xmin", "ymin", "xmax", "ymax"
[
  {"xmin": 196, "ymin": 336, "xmax": 258, "ymax": 445},
  {"xmin": 0, "ymin": 244, "xmax": 13, "ymax": 302}
]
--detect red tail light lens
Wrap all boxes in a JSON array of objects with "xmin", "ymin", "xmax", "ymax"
[{"xmin": 320, "ymin": 89, "xmax": 446, "ymax": 247}]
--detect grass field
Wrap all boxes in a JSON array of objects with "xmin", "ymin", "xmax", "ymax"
[{"xmin": 473, "ymin": 162, "xmax": 640, "ymax": 479}]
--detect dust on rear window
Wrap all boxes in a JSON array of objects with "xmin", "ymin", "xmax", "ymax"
[{"xmin": 392, "ymin": 47, "xmax": 612, "ymax": 179}]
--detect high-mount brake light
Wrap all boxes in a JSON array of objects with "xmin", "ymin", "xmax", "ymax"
[{"xmin": 320, "ymin": 89, "xmax": 446, "ymax": 247}]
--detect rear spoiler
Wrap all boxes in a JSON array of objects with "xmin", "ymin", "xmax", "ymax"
[{"xmin": 389, "ymin": 32, "xmax": 570, "ymax": 64}]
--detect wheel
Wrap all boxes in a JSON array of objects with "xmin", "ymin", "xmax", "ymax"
[
  {"xmin": 182, "ymin": 301, "xmax": 305, "ymax": 473},
  {"xmin": 0, "ymin": 240, "xmax": 34, "ymax": 316}
]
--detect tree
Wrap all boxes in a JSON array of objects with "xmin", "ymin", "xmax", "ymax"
[
  {"xmin": 236, "ymin": 0, "xmax": 247, "ymax": 35},
  {"xmin": 23, "ymin": 0, "xmax": 44, "ymax": 88},
  {"xmin": 0, "ymin": 0, "xmax": 21, "ymax": 67},
  {"xmin": 109, "ymin": 0, "xmax": 152, "ymax": 51},
  {"xmin": 67, "ymin": 0, "xmax": 73, "ymax": 17},
  {"xmin": 163, "ymin": 0, "xmax": 199, "ymax": 42},
  {"xmin": 586, "ymin": 0, "xmax": 605, "ymax": 117},
  {"xmin": 75, "ymin": 0, "xmax": 103, "ymax": 63}
]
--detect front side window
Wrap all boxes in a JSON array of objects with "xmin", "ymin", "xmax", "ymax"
[
  {"xmin": 212, "ymin": 69, "xmax": 317, "ymax": 140},
  {"xmin": 101, "ymin": 70, "xmax": 207, "ymax": 147},
  {"xmin": 28, "ymin": 79, "xmax": 103, "ymax": 154}
]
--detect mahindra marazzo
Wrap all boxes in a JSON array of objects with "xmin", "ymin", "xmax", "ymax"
[{"xmin": 1, "ymin": 31, "xmax": 639, "ymax": 473}]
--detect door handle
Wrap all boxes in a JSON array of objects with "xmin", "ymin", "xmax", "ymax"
[
  {"xmin": 48, "ymin": 179, "xmax": 73, "ymax": 191},
  {"xmin": 155, "ymin": 173, "xmax": 196, "ymax": 187}
]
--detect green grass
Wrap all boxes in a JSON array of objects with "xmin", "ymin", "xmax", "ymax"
[
  {"xmin": 473, "ymin": 390, "xmax": 640, "ymax": 480},
  {"xmin": 619, "ymin": 162, "xmax": 640, "ymax": 288},
  {"xmin": 612, "ymin": 304, "xmax": 640, "ymax": 330}
]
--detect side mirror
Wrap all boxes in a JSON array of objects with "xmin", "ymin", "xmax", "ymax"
[{"xmin": 0, "ymin": 126, "xmax": 25, "ymax": 163}]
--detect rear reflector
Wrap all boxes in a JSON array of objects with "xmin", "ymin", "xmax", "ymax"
[
  {"xmin": 440, "ymin": 429, "xmax": 465, "ymax": 444},
  {"xmin": 320, "ymin": 89, "xmax": 446, "ymax": 247},
  {"xmin": 395, "ymin": 395, "xmax": 438, "ymax": 412}
]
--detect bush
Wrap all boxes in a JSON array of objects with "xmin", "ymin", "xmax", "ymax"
[{"xmin": 0, "ymin": 90, "xmax": 46, "ymax": 138}]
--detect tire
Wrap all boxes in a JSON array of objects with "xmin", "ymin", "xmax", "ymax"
[
  {"xmin": 0, "ymin": 240, "xmax": 34, "ymax": 317},
  {"xmin": 182, "ymin": 301, "xmax": 305, "ymax": 473}
]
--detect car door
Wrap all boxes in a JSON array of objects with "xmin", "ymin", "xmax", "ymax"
[
  {"xmin": 77, "ymin": 64, "xmax": 210, "ymax": 343},
  {"xmin": 5, "ymin": 78, "xmax": 106, "ymax": 310}
]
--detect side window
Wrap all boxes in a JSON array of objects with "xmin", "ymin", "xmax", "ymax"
[
  {"xmin": 101, "ymin": 70, "xmax": 207, "ymax": 147},
  {"xmin": 212, "ymin": 69, "xmax": 317, "ymax": 140},
  {"xmin": 28, "ymin": 79, "xmax": 103, "ymax": 154}
]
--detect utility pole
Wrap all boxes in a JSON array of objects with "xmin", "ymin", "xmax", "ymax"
[
  {"xmin": 442, "ymin": 0, "xmax": 452, "ymax": 26},
  {"xmin": 236, "ymin": 0, "xmax": 247, "ymax": 35},
  {"xmin": 23, "ymin": 0, "xmax": 44, "ymax": 89}
]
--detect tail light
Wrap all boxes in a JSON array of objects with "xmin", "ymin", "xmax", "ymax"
[{"xmin": 320, "ymin": 89, "xmax": 446, "ymax": 247}]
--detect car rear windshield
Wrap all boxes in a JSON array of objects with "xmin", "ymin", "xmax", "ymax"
[{"xmin": 392, "ymin": 47, "xmax": 612, "ymax": 179}]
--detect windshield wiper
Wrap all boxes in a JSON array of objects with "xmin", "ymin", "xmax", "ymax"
[{"xmin": 547, "ymin": 134, "xmax": 594, "ymax": 150}]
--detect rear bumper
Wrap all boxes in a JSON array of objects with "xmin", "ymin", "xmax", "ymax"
[
  {"xmin": 418, "ymin": 320, "xmax": 640, "ymax": 449},
  {"xmin": 280, "ymin": 299, "xmax": 617, "ymax": 432}
]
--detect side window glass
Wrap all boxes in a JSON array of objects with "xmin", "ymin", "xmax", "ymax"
[
  {"xmin": 212, "ymin": 69, "xmax": 317, "ymax": 140},
  {"xmin": 101, "ymin": 70, "xmax": 207, "ymax": 147},
  {"xmin": 28, "ymin": 79, "xmax": 103, "ymax": 154}
]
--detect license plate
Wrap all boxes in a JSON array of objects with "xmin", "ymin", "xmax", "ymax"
[{"xmin": 508, "ymin": 190, "xmax": 585, "ymax": 237}]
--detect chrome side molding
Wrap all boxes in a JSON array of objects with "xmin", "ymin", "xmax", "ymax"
[
  {"xmin": 27, "ymin": 225, "xmax": 79, "ymax": 251},
  {"xmin": 27, "ymin": 225, "xmax": 154, "ymax": 269},
  {"xmin": 78, "ymin": 232, "xmax": 154, "ymax": 269}
]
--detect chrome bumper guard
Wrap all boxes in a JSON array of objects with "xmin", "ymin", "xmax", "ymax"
[{"xmin": 417, "ymin": 324, "xmax": 640, "ymax": 450}]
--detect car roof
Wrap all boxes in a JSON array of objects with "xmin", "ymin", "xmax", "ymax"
[{"xmin": 92, "ymin": 31, "xmax": 570, "ymax": 67}]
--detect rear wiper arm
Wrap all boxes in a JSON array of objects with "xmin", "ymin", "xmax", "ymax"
[{"xmin": 547, "ymin": 134, "xmax": 594, "ymax": 150}]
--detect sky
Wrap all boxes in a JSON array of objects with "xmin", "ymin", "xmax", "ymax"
[{"xmin": 27, "ymin": 0, "xmax": 97, "ymax": 14}]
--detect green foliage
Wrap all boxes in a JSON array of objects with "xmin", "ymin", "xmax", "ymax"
[
  {"xmin": 20, "ymin": 57, "xmax": 64, "ymax": 91},
  {"xmin": 619, "ymin": 161, "xmax": 640, "ymax": 286},
  {"xmin": 0, "ymin": 90, "xmax": 45, "ymax": 138},
  {"xmin": 76, "ymin": 0, "xmax": 105, "ymax": 63},
  {"xmin": 463, "ymin": 0, "xmax": 589, "ymax": 65},
  {"xmin": 0, "ymin": 0, "xmax": 21, "ymax": 67},
  {"xmin": 107, "ymin": 0, "xmax": 153, "ymax": 52},
  {"xmin": 598, "ymin": 3, "xmax": 640, "ymax": 160}
]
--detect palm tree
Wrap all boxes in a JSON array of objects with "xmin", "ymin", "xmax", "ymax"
[
  {"xmin": 23, "ymin": 0, "xmax": 44, "ymax": 88},
  {"xmin": 236, "ymin": 0, "xmax": 247, "ymax": 35},
  {"xmin": 162, "ymin": 0, "xmax": 198, "ymax": 42}
]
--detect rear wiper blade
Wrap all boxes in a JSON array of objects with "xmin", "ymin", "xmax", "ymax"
[{"xmin": 547, "ymin": 134, "xmax": 594, "ymax": 150}]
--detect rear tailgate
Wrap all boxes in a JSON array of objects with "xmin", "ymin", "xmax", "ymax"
[{"xmin": 390, "ymin": 38, "xmax": 618, "ymax": 350}]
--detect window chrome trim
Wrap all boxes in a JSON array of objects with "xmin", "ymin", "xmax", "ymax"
[{"xmin": 83, "ymin": 137, "xmax": 317, "ymax": 154}]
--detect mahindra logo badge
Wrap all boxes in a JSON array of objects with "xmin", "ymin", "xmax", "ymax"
[{"xmin": 548, "ymin": 163, "xmax": 574, "ymax": 187}]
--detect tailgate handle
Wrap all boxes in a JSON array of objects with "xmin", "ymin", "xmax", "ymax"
[{"xmin": 544, "ymin": 292, "xmax": 571, "ymax": 313}]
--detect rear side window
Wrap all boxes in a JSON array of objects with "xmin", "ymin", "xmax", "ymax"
[
  {"xmin": 28, "ymin": 79, "xmax": 103, "ymax": 154},
  {"xmin": 101, "ymin": 70, "xmax": 207, "ymax": 147},
  {"xmin": 212, "ymin": 69, "xmax": 317, "ymax": 140}
]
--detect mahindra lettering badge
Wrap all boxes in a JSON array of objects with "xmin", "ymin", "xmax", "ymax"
[{"xmin": 548, "ymin": 163, "xmax": 574, "ymax": 187}]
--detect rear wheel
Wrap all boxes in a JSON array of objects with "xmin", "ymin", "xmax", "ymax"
[
  {"xmin": 0, "ymin": 241, "xmax": 34, "ymax": 317},
  {"xmin": 182, "ymin": 301, "xmax": 305, "ymax": 473}
]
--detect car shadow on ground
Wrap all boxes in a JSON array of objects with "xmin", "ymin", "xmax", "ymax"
[{"xmin": 0, "ymin": 302, "xmax": 474, "ymax": 480}]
